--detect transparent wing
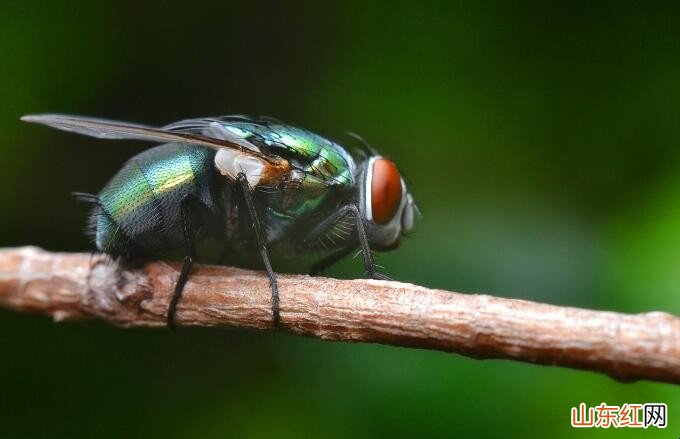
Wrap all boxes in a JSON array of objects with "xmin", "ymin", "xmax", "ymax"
[
  {"xmin": 21, "ymin": 114, "xmax": 266, "ymax": 157},
  {"xmin": 162, "ymin": 116, "xmax": 260, "ymax": 151}
]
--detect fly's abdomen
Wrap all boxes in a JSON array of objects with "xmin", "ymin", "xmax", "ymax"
[{"xmin": 91, "ymin": 143, "xmax": 216, "ymax": 257}]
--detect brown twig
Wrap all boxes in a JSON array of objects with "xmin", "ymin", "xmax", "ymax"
[{"xmin": 0, "ymin": 246, "xmax": 678, "ymax": 385}]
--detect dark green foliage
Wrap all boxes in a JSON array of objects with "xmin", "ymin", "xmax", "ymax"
[{"xmin": 1, "ymin": 1, "xmax": 678, "ymax": 437}]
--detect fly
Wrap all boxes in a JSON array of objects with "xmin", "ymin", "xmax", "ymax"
[{"xmin": 21, "ymin": 114, "xmax": 417, "ymax": 328}]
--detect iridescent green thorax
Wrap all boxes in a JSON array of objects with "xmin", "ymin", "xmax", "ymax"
[
  {"xmin": 221, "ymin": 122, "xmax": 354, "ymax": 181},
  {"xmin": 267, "ymin": 124, "xmax": 355, "ymax": 185},
  {"xmin": 220, "ymin": 121, "xmax": 356, "ymax": 218},
  {"xmin": 94, "ymin": 143, "xmax": 216, "ymax": 255}
]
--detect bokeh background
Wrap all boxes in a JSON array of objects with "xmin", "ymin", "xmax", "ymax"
[{"xmin": 1, "ymin": 1, "xmax": 679, "ymax": 437}]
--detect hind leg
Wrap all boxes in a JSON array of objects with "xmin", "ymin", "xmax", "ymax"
[{"xmin": 167, "ymin": 196, "xmax": 197, "ymax": 328}]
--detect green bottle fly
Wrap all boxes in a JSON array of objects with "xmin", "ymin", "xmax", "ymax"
[{"xmin": 22, "ymin": 114, "xmax": 417, "ymax": 327}]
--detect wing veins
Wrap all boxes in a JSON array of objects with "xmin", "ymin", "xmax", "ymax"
[{"xmin": 21, "ymin": 114, "xmax": 271, "ymax": 161}]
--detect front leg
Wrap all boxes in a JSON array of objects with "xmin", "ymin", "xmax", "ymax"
[
  {"xmin": 304, "ymin": 203, "xmax": 391, "ymax": 280},
  {"xmin": 347, "ymin": 204, "xmax": 392, "ymax": 280}
]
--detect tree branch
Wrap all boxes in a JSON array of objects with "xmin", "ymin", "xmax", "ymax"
[{"xmin": 0, "ymin": 246, "xmax": 678, "ymax": 385}]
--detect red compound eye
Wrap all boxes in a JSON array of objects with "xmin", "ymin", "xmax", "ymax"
[{"xmin": 371, "ymin": 158, "xmax": 402, "ymax": 224}]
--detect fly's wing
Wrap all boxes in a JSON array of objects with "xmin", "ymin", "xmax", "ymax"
[
  {"xmin": 21, "ymin": 114, "xmax": 291, "ymax": 186},
  {"xmin": 162, "ymin": 117, "xmax": 273, "ymax": 153},
  {"xmin": 21, "ymin": 114, "xmax": 263, "ymax": 155}
]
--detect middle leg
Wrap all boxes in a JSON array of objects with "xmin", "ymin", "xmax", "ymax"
[{"xmin": 236, "ymin": 173, "xmax": 280, "ymax": 328}]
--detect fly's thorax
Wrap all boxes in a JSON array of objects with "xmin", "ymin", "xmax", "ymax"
[{"xmin": 357, "ymin": 156, "xmax": 415, "ymax": 249}]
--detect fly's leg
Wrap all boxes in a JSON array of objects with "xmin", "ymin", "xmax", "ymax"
[
  {"xmin": 236, "ymin": 173, "xmax": 280, "ymax": 328},
  {"xmin": 303, "ymin": 204, "xmax": 392, "ymax": 280},
  {"xmin": 347, "ymin": 204, "xmax": 392, "ymax": 280},
  {"xmin": 167, "ymin": 195, "xmax": 196, "ymax": 328},
  {"xmin": 303, "ymin": 205, "xmax": 357, "ymax": 275}
]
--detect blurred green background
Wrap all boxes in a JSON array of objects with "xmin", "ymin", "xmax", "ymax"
[{"xmin": 1, "ymin": 1, "xmax": 679, "ymax": 437}]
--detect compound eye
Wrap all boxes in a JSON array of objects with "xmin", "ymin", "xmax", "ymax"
[{"xmin": 371, "ymin": 158, "xmax": 403, "ymax": 224}]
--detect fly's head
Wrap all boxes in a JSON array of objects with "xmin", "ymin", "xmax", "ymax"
[{"xmin": 357, "ymin": 156, "xmax": 416, "ymax": 250}]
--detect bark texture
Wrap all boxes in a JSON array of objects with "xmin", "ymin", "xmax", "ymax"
[{"xmin": 0, "ymin": 246, "xmax": 678, "ymax": 385}]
